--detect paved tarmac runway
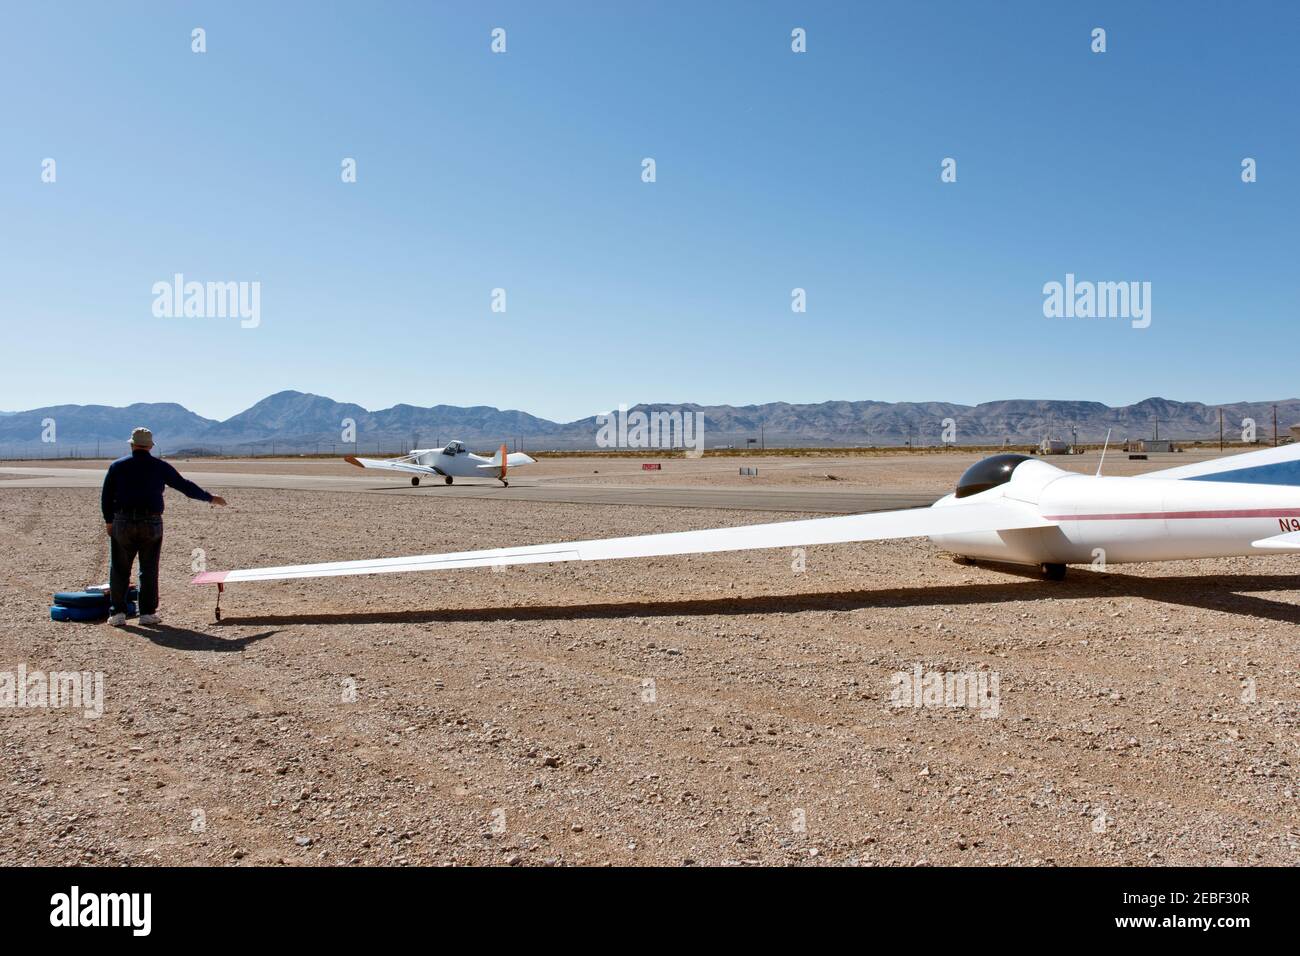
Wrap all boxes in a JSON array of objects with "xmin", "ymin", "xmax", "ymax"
[{"xmin": 0, "ymin": 466, "xmax": 939, "ymax": 514}]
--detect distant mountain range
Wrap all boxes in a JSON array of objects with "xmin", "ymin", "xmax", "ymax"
[{"xmin": 2, "ymin": 390, "xmax": 1297, "ymax": 454}]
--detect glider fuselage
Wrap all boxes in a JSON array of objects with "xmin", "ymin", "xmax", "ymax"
[
  {"xmin": 931, "ymin": 459, "xmax": 1300, "ymax": 566},
  {"xmin": 344, "ymin": 440, "xmax": 536, "ymax": 485},
  {"xmin": 410, "ymin": 446, "xmax": 504, "ymax": 478}
]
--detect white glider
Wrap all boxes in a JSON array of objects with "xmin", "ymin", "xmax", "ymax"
[
  {"xmin": 345, "ymin": 440, "xmax": 535, "ymax": 487},
  {"xmin": 194, "ymin": 442, "xmax": 1300, "ymax": 589}
]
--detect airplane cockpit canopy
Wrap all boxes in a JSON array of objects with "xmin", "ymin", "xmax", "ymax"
[
  {"xmin": 954, "ymin": 454, "xmax": 1033, "ymax": 498},
  {"xmin": 443, "ymin": 441, "xmax": 465, "ymax": 456}
]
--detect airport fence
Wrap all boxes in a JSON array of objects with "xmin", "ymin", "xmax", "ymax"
[{"xmin": 0, "ymin": 432, "xmax": 1276, "ymax": 462}]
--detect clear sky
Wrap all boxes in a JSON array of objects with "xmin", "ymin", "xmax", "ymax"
[{"xmin": 2, "ymin": 1, "xmax": 1296, "ymax": 422}]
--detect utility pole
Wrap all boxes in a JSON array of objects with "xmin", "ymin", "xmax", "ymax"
[
  {"xmin": 1219, "ymin": 408, "xmax": 1224, "ymax": 451},
  {"xmin": 1273, "ymin": 405, "xmax": 1278, "ymax": 446}
]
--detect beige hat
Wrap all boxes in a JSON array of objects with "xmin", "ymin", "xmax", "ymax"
[{"xmin": 130, "ymin": 427, "xmax": 154, "ymax": 448}]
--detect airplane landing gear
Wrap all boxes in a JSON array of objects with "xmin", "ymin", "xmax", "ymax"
[
  {"xmin": 445, "ymin": 476, "xmax": 454, "ymax": 485},
  {"xmin": 410, "ymin": 477, "xmax": 420, "ymax": 487},
  {"xmin": 500, "ymin": 479, "xmax": 509, "ymax": 487},
  {"xmin": 1040, "ymin": 562, "xmax": 1067, "ymax": 581}
]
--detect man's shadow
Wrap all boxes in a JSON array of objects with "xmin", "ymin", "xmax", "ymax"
[
  {"xmin": 215, "ymin": 571, "xmax": 1300, "ymax": 629},
  {"xmin": 121, "ymin": 623, "xmax": 278, "ymax": 652}
]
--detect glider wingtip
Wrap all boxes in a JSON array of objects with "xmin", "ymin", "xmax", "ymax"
[
  {"xmin": 343, "ymin": 455, "xmax": 363, "ymax": 468},
  {"xmin": 192, "ymin": 571, "xmax": 229, "ymax": 586}
]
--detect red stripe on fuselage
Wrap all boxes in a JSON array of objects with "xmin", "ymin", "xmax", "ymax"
[{"xmin": 1044, "ymin": 508, "xmax": 1300, "ymax": 521}]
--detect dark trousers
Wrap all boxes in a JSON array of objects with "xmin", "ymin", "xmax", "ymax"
[{"xmin": 110, "ymin": 515, "xmax": 164, "ymax": 615}]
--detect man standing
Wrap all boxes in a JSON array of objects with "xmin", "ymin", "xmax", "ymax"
[{"xmin": 100, "ymin": 427, "xmax": 227, "ymax": 626}]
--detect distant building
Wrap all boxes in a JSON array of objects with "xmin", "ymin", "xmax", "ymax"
[
  {"xmin": 1128, "ymin": 438, "xmax": 1176, "ymax": 453},
  {"xmin": 1038, "ymin": 437, "xmax": 1069, "ymax": 455}
]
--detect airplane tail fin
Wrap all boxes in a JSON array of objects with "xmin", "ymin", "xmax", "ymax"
[{"xmin": 499, "ymin": 443, "xmax": 508, "ymax": 481}]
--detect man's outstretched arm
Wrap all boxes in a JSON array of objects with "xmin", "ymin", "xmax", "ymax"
[{"xmin": 160, "ymin": 461, "xmax": 226, "ymax": 507}]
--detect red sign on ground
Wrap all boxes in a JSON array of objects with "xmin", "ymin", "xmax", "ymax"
[{"xmin": 641, "ymin": 463, "xmax": 662, "ymax": 471}]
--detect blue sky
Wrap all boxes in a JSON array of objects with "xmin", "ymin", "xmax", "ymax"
[{"xmin": 1, "ymin": 1, "xmax": 1296, "ymax": 422}]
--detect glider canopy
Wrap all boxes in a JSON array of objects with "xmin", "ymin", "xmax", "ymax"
[{"xmin": 955, "ymin": 454, "xmax": 1033, "ymax": 498}]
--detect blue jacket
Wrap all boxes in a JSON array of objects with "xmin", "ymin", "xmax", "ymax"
[{"xmin": 101, "ymin": 450, "xmax": 213, "ymax": 522}]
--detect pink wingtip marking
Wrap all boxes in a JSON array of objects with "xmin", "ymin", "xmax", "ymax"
[{"xmin": 192, "ymin": 571, "xmax": 229, "ymax": 585}]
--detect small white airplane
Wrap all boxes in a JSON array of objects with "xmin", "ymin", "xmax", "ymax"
[
  {"xmin": 195, "ymin": 442, "xmax": 1300, "ymax": 593},
  {"xmin": 345, "ymin": 441, "xmax": 536, "ymax": 487}
]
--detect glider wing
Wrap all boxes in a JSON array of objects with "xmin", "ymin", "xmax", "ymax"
[
  {"xmin": 344, "ymin": 455, "xmax": 440, "ymax": 477},
  {"xmin": 1251, "ymin": 530, "xmax": 1300, "ymax": 551},
  {"xmin": 1138, "ymin": 442, "xmax": 1300, "ymax": 486},
  {"xmin": 193, "ymin": 500, "xmax": 1053, "ymax": 585}
]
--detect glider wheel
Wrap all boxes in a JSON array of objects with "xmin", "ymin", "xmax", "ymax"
[
  {"xmin": 411, "ymin": 476, "xmax": 420, "ymax": 487},
  {"xmin": 501, "ymin": 479, "xmax": 509, "ymax": 487},
  {"xmin": 445, "ymin": 476, "xmax": 453, "ymax": 485},
  {"xmin": 1040, "ymin": 562, "xmax": 1067, "ymax": 581}
]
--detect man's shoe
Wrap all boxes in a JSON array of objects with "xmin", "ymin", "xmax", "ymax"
[
  {"xmin": 139, "ymin": 613, "xmax": 161, "ymax": 626},
  {"xmin": 107, "ymin": 614, "xmax": 126, "ymax": 627}
]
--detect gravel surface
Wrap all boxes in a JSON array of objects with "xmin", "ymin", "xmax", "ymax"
[{"xmin": 2, "ymin": 478, "xmax": 1298, "ymax": 867}]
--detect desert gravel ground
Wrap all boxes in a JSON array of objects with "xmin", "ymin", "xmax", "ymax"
[{"xmin": 2, "ymin": 464, "xmax": 1298, "ymax": 866}]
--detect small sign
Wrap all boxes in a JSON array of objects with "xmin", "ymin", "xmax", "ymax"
[
  {"xmin": 739, "ymin": 466, "xmax": 758, "ymax": 477},
  {"xmin": 642, "ymin": 463, "xmax": 662, "ymax": 471}
]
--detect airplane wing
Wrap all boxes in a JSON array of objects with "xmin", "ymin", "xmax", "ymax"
[
  {"xmin": 1138, "ymin": 442, "xmax": 1300, "ymax": 486},
  {"xmin": 193, "ymin": 500, "xmax": 1053, "ymax": 585},
  {"xmin": 1251, "ymin": 530, "xmax": 1300, "ymax": 551},
  {"xmin": 344, "ymin": 455, "xmax": 441, "ymax": 477},
  {"xmin": 477, "ymin": 451, "xmax": 536, "ymax": 469}
]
